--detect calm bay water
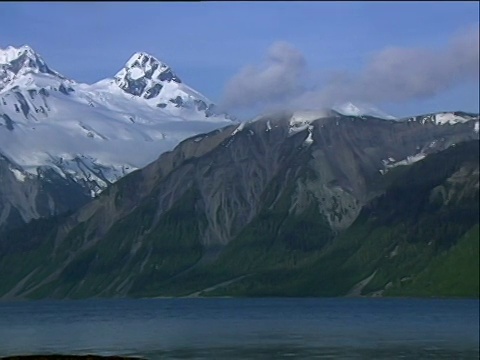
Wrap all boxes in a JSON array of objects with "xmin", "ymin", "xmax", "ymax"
[{"xmin": 0, "ymin": 298, "xmax": 478, "ymax": 359}]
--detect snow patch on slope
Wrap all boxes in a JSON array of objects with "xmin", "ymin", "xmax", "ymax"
[
  {"xmin": 289, "ymin": 110, "xmax": 328, "ymax": 134},
  {"xmin": 388, "ymin": 153, "xmax": 427, "ymax": 168},
  {"xmin": 303, "ymin": 126, "xmax": 314, "ymax": 145},
  {"xmin": 128, "ymin": 67, "xmax": 144, "ymax": 81},
  {"xmin": 231, "ymin": 121, "xmax": 246, "ymax": 136},
  {"xmin": 434, "ymin": 112, "xmax": 475, "ymax": 125},
  {"xmin": 9, "ymin": 167, "xmax": 28, "ymax": 182}
]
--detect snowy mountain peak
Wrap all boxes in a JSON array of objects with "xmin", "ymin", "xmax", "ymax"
[
  {"xmin": 333, "ymin": 102, "xmax": 397, "ymax": 120},
  {"xmin": 109, "ymin": 51, "xmax": 233, "ymax": 120},
  {"xmin": 114, "ymin": 51, "xmax": 182, "ymax": 97},
  {"xmin": 0, "ymin": 45, "xmax": 66, "ymax": 90},
  {"xmin": 124, "ymin": 52, "xmax": 174, "ymax": 77},
  {"xmin": 0, "ymin": 45, "xmax": 37, "ymax": 64}
]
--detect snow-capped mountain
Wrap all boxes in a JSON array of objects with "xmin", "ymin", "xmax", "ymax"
[
  {"xmin": 0, "ymin": 45, "xmax": 235, "ymax": 197},
  {"xmin": 0, "ymin": 45, "xmax": 68, "ymax": 92},
  {"xmin": 1, "ymin": 45, "xmax": 478, "ymax": 234}
]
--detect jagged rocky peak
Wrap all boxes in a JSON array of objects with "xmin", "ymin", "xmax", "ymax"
[
  {"xmin": 111, "ymin": 51, "xmax": 234, "ymax": 120},
  {"xmin": 0, "ymin": 45, "xmax": 64, "ymax": 84},
  {"xmin": 114, "ymin": 51, "xmax": 181, "ymax": 97}
]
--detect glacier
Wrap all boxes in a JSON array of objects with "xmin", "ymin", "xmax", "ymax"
[{"xmin": 0, "ymin": 45, "xmax": 236, "ymax": 196}]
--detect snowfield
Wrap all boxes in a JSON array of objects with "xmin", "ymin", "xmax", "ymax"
[{"xmin": 0, "ymin": 45, "xmax": 235, "ymax": 195}]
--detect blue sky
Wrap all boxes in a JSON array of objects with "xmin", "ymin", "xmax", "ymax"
[{"xmin": 0, "ymin": 1, "xmax": 478, "ymax": 119}]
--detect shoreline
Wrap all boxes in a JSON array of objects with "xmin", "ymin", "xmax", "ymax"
[
  {"xmin": 0, "ymin": 356, "xmax": 145, "ymax": 360},
  {"xmin": 0, "ymin": 294, "xmax": 479, "ymax": 303}
]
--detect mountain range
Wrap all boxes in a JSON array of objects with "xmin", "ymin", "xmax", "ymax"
[
  {"xmin": 0, "ymin": 100, "xmax": 478, "ymax": 299},
  {"xmin": 0, "ymin": 45, "xmax": 235, "ymax": 232},
  {"xmin": 0, "ymin": 44, "xmax": 478, "ymax": 300}
]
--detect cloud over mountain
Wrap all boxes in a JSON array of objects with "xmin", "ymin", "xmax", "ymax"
[
  {"xmin": 221, "ymin": 41, "xmax": 306, "ymax": 109},
  {"xmin": 223, "ymin": 24, "xmax": 479, "ymax": 112}
]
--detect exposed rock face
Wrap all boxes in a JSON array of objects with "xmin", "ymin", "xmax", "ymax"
[{"xmin": 0, "ymin": 154, "xmax": 89, "ymax": 233}]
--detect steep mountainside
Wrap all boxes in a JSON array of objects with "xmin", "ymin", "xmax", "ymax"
[
  {"xmin": 0, "ymin": 110, "xmax": 477, "ymax": 299},
  {"xmin": 217, "ymin": 139, "xmax": 478, "ymax": 298},
  {"xmin": 0, "ymin": 45, "xmax": 234, "ymax": 231},
  {"xmin": 0, "ymin": 154, "xmax": 87, "ymax": 233}
]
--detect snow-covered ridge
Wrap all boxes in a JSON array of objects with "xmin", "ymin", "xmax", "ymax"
[
  {"xmin": 0, "ymin": 45, "xmax": 235, "ymax": 196},
  {"xmin": 332, "ymin": 103, "xmax": 479, "ymax": 128},
  {"xmin": 403, "ymin": 111, "xmax": 479, "ymax": 126}
]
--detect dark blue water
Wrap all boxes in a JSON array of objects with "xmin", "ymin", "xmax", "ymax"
[{"xmin": 0, "ymin": 298, "xmax": 478, "ymax": 359}]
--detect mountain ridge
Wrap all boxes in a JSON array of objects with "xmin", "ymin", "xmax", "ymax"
[{"xmin": 0, "ymin": 109, "xmax": 477, "ymax": 299}]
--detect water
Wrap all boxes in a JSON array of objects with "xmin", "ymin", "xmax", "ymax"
[{"xmin": 0, "ymin": 298, "xmax": 478, "ymax": 359}]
